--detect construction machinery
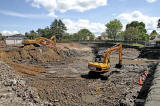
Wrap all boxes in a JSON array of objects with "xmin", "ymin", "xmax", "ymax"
[
  {"xmin": 88, "ymin": 43, "xmax": 122, "ymax": 73},
  {"xmin": 23, "ymin": 36, "xmax": 56, "ymax": 48}
]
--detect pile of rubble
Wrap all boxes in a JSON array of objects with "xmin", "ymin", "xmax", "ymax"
[{"xmin": 0, "ymin": 60, "xmax": 51, "ymax": 105}]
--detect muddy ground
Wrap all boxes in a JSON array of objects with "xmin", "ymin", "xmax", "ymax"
[{"xmin": 0, "ymin": 43, "xmax": 158, "ymax": 106}]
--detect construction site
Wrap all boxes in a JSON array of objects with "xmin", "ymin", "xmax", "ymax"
[
  {"xmin": 1, "ymin": 0, "xmax": 160, "ymax": 105},
  {"xmin": 0, "ymin": 38, "xmax": 159, "ymax": 106}
]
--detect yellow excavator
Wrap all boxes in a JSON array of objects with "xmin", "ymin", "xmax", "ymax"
[
  {"xmin": 23, "ymin": 36, "xmax": 56, "ymax": 48},
  {"xmin": 88, "ymin": 43, "xmax": 122, "ymax": 73}
]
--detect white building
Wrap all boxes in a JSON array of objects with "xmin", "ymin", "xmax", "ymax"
[{"xmin": 5, "ymin": 34, "xmax": 27, "ymax": 45}]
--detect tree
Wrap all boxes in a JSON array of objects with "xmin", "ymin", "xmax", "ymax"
[
  {"xmin": 25, "ymin": 30, "xmax": 39, "ymax": 39},
  {"xmin": 77, "ymin": 29, "xmax": 94, "ymax": 40},
  {"xmin": 101, "ymin": 32, "xmax": 108, "ymax": 37},
  {"xmin": 62, "ymin": 33, "xmax": 71, "ymax": 40},
  {"xmin": 37, "ymin": 27, "xmax": 51, "ymax": 38},
  {"xmin": 105, "ymin": 19, "xmax": 123, "ymax": 41},
  {"xmin": 72, "ymin": 33, "xmax": 79, "ymax": 40},
  {"xmin": 0, "ymin": 33, "xmax": 6, "ymax": 40},
  {"xmin": 126, "ymin": 21, "xmax": 148, "ymax": 41},
  {"xmin": 117, "ymin": 31, "xmax": 124, "ymax": 40},
  {"xmin": 50, "ymin": 19, "xmax": 67, "ymax": 40},
  {"xmin": 123, "ymin": 27, "xmax": 139, "ymax": 41}
]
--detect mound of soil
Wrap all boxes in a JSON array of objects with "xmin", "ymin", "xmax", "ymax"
[
  {"xmin": 0, "ymin": 46, "xmax": 63, "ymax": 75},
  {"xmin": 3, "ymin": 47, "xmax": 62, "ymax": 64},
  {"xmin": 0, "ymin": 44, "xmax": 91, "ymax": 76}
]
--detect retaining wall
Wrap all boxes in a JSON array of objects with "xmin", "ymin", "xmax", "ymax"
[{"xmin": 145, "ymin": 62, "xmax": 160, "ymax": 106}]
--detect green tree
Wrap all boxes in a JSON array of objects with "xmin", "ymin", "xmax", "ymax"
[
  {"xmin": 25, "ymin": 30, "xmax": 39, "ymax": 39},
  {"xmin": 37, "ymin": 27, "xmax": 51, "ymax": 38},
  {"xmin": 117, "ymin": 31, "xmax": 124, "ymax": 40},
  {"xmin": 62, "ymin": 33, "xmax": 71, "ymax": 40},
  {"xmin": 0, "ymin": 33, "xmax": 6, "ymax": 40},
  {"xmin": 50, "ymin": 19, "xmax": 67, "ymax": 41},
  {"xmin": 105, "ymin": 19, "xmax": 123, "ymax": 41},
  {"xmin": 72, "ymin": 33, "xmax": 79, "ymax": 40},
  {"xmin": 124, "ymin": 27, "xmax": 139, "ymax": 41},
  {"xmin": 77, "ymin": 29, "xmax": 94, "ymax": 40},
  {"xmin": 101, "ymin": 32, "xmax": 108, "ymax": 37},
  {"xmin": 126, "ymin": 21, "xmax": 148, "ymax": 41}
]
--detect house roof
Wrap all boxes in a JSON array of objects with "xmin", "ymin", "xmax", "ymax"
[{"xmin": 149, "ymin": 35, "xmax": 160, "ymax": 42}]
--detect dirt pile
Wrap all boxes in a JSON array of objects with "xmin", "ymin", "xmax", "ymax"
[
  {"xmin": 0, "ymin": 43, "xmax": 91, "ymax": 65},
  {"xmin": 0, "ymin": 46, "xmax": 63, "ymax": 75},
  {"xmin": 0, "ymin": 44, "xmax": 91, "ymax": 75},
  {"xmin": 2, "ymin": 47, "xmax": 62, "ymax": 64}
]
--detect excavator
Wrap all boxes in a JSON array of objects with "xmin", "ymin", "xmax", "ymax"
[
  {"xmin": 88, "ymin": 43, "xmax": 122, "ymax": 74},
  {"xmin": 23, "ymin": 36, "xmax": 56, "ymax": 49}
]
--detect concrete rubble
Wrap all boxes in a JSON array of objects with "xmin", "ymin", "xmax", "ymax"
[{"xmin": 0, "ymin": 61, "xmax": 52, "ymax": 106}]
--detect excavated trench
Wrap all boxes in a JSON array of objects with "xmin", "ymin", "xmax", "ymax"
[{"xmin": 135, "ymin": 62, "xmax": 158, "ymax": 106}]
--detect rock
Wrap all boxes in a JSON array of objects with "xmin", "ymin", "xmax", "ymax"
[{"xmin": 0, "ymin": 60, "xmax": 52, "ymax": 105}]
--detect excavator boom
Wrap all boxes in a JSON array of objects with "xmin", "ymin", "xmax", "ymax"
[
  {"xmin": 23, "ymin": 35, "xmax": 56, "ymax": 49},
  {"xmin": 104, "ymin": 43, "xmax": 122, "ymax": 65}
]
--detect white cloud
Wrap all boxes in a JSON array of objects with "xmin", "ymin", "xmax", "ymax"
[
  {"xmin": 0, "ymin": 10, "xmax": 47, "ymax": 18},
  {"xmin": 146, "ymin": 0, "xmax": 157, "ymax": 3},
  {"xmin": 1, "ymin": 30, "xmax": 19, "ymax": 36},
  {"xmin": 118, "ymin": 10, "xmax": 160, "ymax": 32},
  {"xmin": 63, "ymin": 19, "xmax": 106, "ymax": 35},
  {"xmin": 27, "ymin": 0, "xmax": 107, "ymax": 17}
]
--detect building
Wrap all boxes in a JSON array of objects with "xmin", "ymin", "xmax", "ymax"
[
  {"xmin": 147, "ymin": 35, "xmax": 160, "ymax": 47},
  {"xmin": 5, "ymin": 34, "xmax": 27, "ymax": 45},
  {"xmin": 96, "ymin": 36, "xmax": 109, "ymax": 40}
]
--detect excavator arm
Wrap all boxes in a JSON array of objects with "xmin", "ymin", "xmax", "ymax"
[
  {"xmin": 103, "ymin": 43, "xmax": 122, "ymax": 65},
  {"xmin": 23, "ymin": 35, "xmax": 56, "ymax": 47}
]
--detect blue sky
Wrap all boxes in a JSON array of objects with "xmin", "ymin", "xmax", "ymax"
[{"xmin": 0, "ymin": 0, "xmax": 160, "ymax": 36}]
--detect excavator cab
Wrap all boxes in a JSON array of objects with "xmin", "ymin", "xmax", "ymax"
[{"xmin": 94, "ymin": 55, "xmax": 103, "ymax": 63}]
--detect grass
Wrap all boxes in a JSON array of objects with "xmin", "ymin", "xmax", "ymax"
[{"xmin": 127, "ymin": 43, "xmax": 144, "ymax": 47}]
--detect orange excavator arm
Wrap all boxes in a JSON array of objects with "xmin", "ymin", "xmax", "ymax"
[{"xmin": 103, "ymin": 43, "xmax": 122, "ymax": 65}]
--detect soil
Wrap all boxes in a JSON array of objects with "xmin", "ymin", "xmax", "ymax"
[{"xmin": 0, "ymin": 43, "xmax": 158, "ymax": 106}]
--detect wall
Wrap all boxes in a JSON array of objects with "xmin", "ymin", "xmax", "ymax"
[{"xmin": 6, "ymin": 39, "xmax": 23, "ymax": 45}]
